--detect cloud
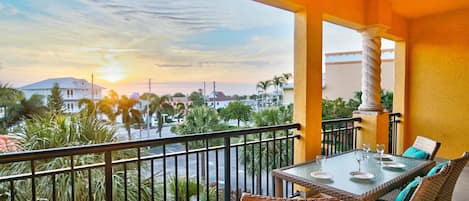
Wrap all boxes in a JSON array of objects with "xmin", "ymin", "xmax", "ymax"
[
  {"xmin": 156, "ymin": 63, "xmax": 193, "ymax": 68},
  {"xmin": 0, "ymin": 2, "xmax": 18, "ymax": 15}
]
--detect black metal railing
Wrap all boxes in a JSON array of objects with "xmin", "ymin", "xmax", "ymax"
[
  {"xmin": 388, "ymin": 113, "xmax": 401, "ymax": 154},
  {"xmin": 321, "ymin": 117, "xmax": 361, "ymax": 156},
  {"xmin": 0, "ymin": 123, "xmax": 300, "ymax": 201}
]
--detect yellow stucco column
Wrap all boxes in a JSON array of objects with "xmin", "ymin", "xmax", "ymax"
[
  {"xmin": 293, "ymin": 5, "xmax": 323, "ymax": 164},
  {"xmin": 353, "ymin": 111, "xmax": 389, "ymax": 151}
]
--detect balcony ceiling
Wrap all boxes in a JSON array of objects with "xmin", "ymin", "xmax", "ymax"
[{"xmin": 391, "ymin": 0, "xmax": 469, "ymax": 18}]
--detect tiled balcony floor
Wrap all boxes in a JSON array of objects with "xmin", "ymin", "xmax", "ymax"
[{"xmin": 453, "ymin": 164, "xmax": 469, "ymax": 201}]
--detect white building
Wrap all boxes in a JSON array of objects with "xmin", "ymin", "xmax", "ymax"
[
  {"xmin": 206, "ymin": 91, "xmax": 235, "ymax": 110},
  {"xmin": 20, "ymin": 77, "xmax": 105, "ymax": 113}
]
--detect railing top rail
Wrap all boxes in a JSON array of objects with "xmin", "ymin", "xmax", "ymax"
[
  {"xmin": 389, "ymin": 112, "xmax": 402, "ymax": 117},
  {"xmin": 0, "ymin": 123, "xmax": 300, "ymax": 164},
  {"xmin": 322, "ymin": 117, "xmax": 362, "ymax": 123}
]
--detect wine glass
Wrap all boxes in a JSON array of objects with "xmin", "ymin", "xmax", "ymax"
[
  {"xmin": 316, "ymin": 155, "xmax": 326, "ymax": 171},
  {"xmin": 354, "ymin": 151, "xmax": 363, "ymax": 172},
  {"xmin": 362, "ymin": 144, "xmax": 371, "ymax": 160},
  {"xmin": 376, "ymin": 144, "xmax": 385, "ymax": 165}
]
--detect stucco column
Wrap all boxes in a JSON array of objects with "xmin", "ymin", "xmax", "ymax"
[{"xmin": 358, "ymin": 26, "xmax": 387, "ymax": 112}]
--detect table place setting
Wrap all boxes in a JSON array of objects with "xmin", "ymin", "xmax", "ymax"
[{"xmin": 310, "ymin": 155, "xmax": 334, "ymax": 180}]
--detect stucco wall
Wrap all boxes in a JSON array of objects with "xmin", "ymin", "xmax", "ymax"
[
  {"xmin": 323, "ymin": 60, "xmax": 394, "ymax": 100},
  {"xmin": 406, "ymin": 8, "xmax": 469, "ymax": 158}
]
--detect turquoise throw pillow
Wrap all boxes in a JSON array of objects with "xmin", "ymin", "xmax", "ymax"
[
  {"xmin": 395, "ymin": 177, "xmax": 422, "ymax": 201},
  {"xmin": 403, "ymin": 146, "xmax": 429, "ymax": 159},
  {"xmin": 427, "ymin": 161, "xmax": 449, "ymax": 176}
]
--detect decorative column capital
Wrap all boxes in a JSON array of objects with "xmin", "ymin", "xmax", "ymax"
[{"xmin": 359, "ymin": 25, "xmax": 388, "ymax": 37}]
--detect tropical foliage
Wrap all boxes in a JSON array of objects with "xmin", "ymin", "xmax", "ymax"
[
  {"xmin": 141, "ymin": 93, "xmax": 173, "ymax": 137},
  {"xmin": 117, "ymin": 95, "xmax": 143, "ymax": 140},
  {"xmin": 219, "ymin": 101, "xmax": 252, "ymax": 127}
]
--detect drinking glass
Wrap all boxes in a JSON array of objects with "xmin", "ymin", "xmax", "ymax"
[
  {"xmin": 362, "ymin": 144, "xmax": 371, "ymax": 160},
  {"xmin": 376, "ymin": 144, "xmax": 385, "ymax": 165},
  {"xmin": 316, "ymin": 155, "xmax": 326, "ymax": 171},
  {"xmin": 354, "ymin": 151, "xmax": 363, "ymax": 172}
]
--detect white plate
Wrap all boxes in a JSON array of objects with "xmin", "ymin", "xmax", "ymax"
[
  {"xmin": 350, "ymin": 171, "xmax": 375, "ymax": 180},
  {"xmin": 382, "ymin": 162, "xmax": 406, "ymax": 168},
  {"xmin": 374, "ymin": 154, "xmax": 393, "ymax": 159},
  {"xmin": 310, "ymin": 171, "xmax": 333, "ymax": 179}
]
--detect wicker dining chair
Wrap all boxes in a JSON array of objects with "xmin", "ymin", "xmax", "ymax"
[
  {"xmin": 411, "ymin": 136, "xmax": 441, "ymax": 160},
  {"xmin": 435, "ymin": 152, "xmax": 469, "ymax": 201},
  {"xmin": 407, "ymin": 162, "xmax": 452, "ymax": 201},
  {"xmin": 240, "ymin": 193, "xmax": 340, "ymax": 201},
  {"xmin": 378, "ymin": 162, "xmax": 452, "ymax": 201}
]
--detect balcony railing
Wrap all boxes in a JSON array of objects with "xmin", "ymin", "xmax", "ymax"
[
  {"xmin": 321, "ymin": 117, "xmax": 362, "ymax": 156},
  {"xmin": 0, "ymin": 123, "xmax": 300, "ymax": 201},
  {"xmin": 388, "ymin": 113, "xmax": 402, "ymax": 154}
]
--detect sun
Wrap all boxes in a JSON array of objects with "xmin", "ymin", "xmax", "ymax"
[{"xmin": 97, "ymin": 60, "xmax": 127, "ymax": 83}]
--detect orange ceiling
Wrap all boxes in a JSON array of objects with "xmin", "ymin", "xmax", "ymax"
[{"xmin": 391, "ymin": 0, "xmax": 469, "ymax": 18}]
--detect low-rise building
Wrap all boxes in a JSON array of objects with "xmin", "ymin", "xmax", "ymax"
[{"xmin": 20, "ymin": 77, "xmax": 104, "ymax": 113}]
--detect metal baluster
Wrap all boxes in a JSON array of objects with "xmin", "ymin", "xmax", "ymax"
[
  {"xmin": 138, "ymin": 148, "xmax": 142, "ymax": 201},
  {"xmin": 206, "ymin": 139, "xmax": 209, "ymax": 201},
  {"xmin": 272, "ymin": 131, "xmax": 276, "ymax": 197},
  {"xmin": 151, "ymin": 159, "xmax": 155, "ymax": 201},
  {"xmin": 52, "ymin": 174, "xmax": 56, "ymax": 201},
  {"xmin": 88, "ymin": 168, "xmax": 93, "ymax": 201},
  {"xmin": 124, "ymin": 163, "xmax": 128, "ymax": 200},
  {"xmin": 235, "ymin": 144, "xmax": 239, "ymax": 200},
  {"xmin": 186, "ymin": 142, "xmax": 189, "ymax": 201},
  {"xmin": 175, "ymin": 155, "xmax": 178, "ymax": 201},
  {"xmin": 258, "ymin": 132, "xmax": 262, "ymax": 195},
  {"xmin": 10, "ymin": 180, "xmax": 14, "ymax": 201},
  {"xmin": 251, "ymin": 143, "xmax": 254, "ymax": 193},
  {"xmin": 285, "ymin": 130, "xmax": 289, "ymax": 196},
  {"xmin": 104, "ymin": 151, "xmax": 112, "ymax": 201},
  {"xmin": 31, "ymin": 160, "xmax": 36, "ymax": 201},
  {"xmin": 163, "ymin": 144, "xmax": 167, "ymax": 201},
  {"xmin": 243, "ymin": 134, "xmax": 247, "ymax": 193},
  {"xmin": 224, "ymin": 137, "xmax": 231, "ymax": 201},
  {"xmin": 216, "ymin": 148, "xmax": 219, "ymax": 201},
  {"xmin": 71, "ymin": 155, "xmax": 75, "ymax": 201},
  {"xmin": 266, "ymin": 134, "xmax": 269, "ymax": 196},
  {"xmin": 196, "ymin": 151, "xmax": 200, "ymax": 201},
  {"xmin": 290, "ymin": 130, "xmax": 294, "ymax": 194}
]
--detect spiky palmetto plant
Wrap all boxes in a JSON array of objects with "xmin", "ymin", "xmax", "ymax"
[{"xmin": 0, "ymin": 113, "xmax": 157, "ymax": 201}]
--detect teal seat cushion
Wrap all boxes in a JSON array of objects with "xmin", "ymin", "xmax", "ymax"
[
  {"xmin": 395, "ymin": 177, "xmax": 422, "ymax": 201},
  {"xmin": 403, "ymin": 146, "xmax": 429, "ymax": 159},
  {"xmin": 427, "ymin": 161, "xmax": 449, "ymax": 176}
]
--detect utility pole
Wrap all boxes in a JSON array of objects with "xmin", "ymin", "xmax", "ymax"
[
  {"xmin": 91, "ymin": 73, "xmax": 96, "ymax": 117},
  {"xmin": 147, "ymin": 78, "xmax": 151, "ymax": 138},
  {"xmin": 203, "ymin": 81, "xmax": 206, "ymax": 105},
  {"xmin": 91, "ymin": 73, "xmax": 94, "ymax": 101},
  {"xmin": 213, "ymin": 81, "xmax": 216, "ymax": 109}
]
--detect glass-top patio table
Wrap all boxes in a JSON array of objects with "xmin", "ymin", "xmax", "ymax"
[{"xmin": 272, "ymin": 150, "xmax": 435, "ymax": 201}]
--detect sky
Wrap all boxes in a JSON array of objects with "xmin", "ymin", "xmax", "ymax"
[{"xmin": 0, "ymin": 0, "xmax": 394, "ymax": 96}]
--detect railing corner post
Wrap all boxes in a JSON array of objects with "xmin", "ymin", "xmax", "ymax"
[{"xmin": 224, "ymin": 136, "xmax": 231, "ymax": 201}]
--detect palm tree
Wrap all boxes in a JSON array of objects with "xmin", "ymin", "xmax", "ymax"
[
  {"xmin": 7, "ymin": 94, "xmax": 48, "ymax": 126},
  {"xmin": 282, "ymin": 73, "xmax": 292, "ymax": 82},
  {"xmin": 78, "ymin": 98, "xmax": 96, "ymax": 117},
  {"xmin": 117, "ymin": 95, "xmax": 142, "ymax": 140},
  {"xmin": 271, "ymin": 76, "xmax": 286, "ymax": 106},
  {"xmin": 141, "ymin": 93, "xmax": 173, "ymax": 137},
  {"xmin": 256, "ymin": 80, "xmax": 272, "ymax": 108},
  {"xmin": 172, "ymin": 106, "xmax": 226, "ymax": 182}
]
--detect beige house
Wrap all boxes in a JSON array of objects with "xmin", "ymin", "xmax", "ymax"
[{"xmin": 283, "ymin": 49, "xmax": 394, "ymax": 103}]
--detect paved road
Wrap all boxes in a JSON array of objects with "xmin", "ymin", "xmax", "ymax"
[{"xmin": 114, "ymin": 124, "xmax": 283, "ymax": 195}]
